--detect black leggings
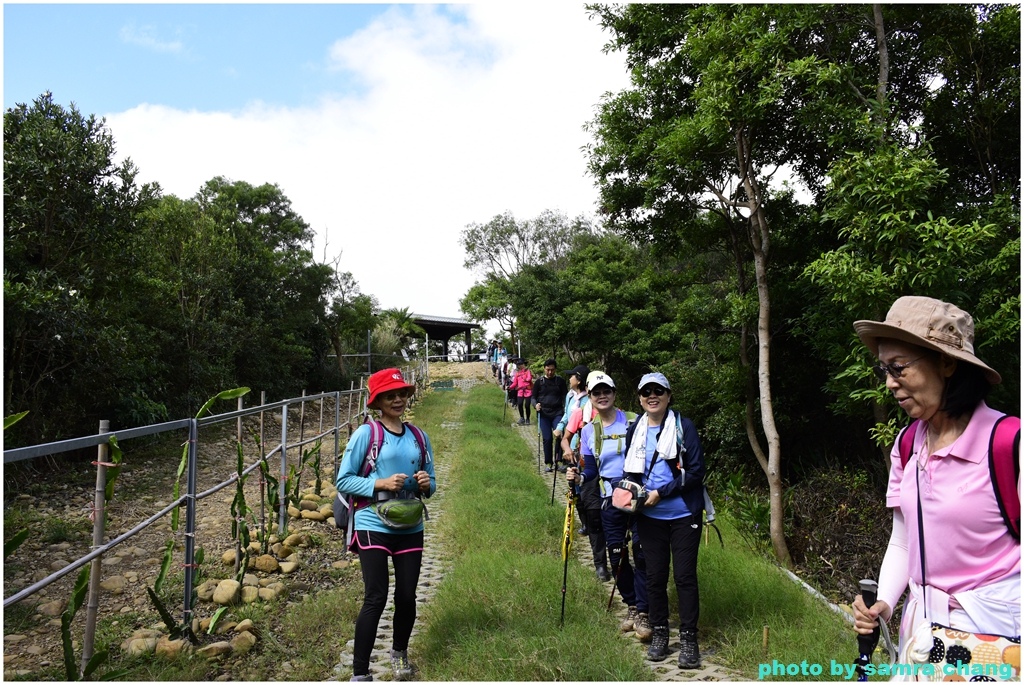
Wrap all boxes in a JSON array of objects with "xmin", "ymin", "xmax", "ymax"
[
  {"xmin": 352, "ymin": 531, "xmax": 424, "ymax": 676},
  {"xmin": 517, "ymin": 396, "xmax": 532, "ymax": 421}
]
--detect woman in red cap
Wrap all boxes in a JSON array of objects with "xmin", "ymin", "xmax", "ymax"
[{"xmin": 336, "ymin": 368, "xmax": 436, "ymax": 682}]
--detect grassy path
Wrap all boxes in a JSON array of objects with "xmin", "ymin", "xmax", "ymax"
[{"xmin": 407, "ymin": 367, "xmax": 860, "ymax": 681}]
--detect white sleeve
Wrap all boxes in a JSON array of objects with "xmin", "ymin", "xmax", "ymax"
[{"xmin": 876, "ymin": 509, "xmax": 909, "ymax": 618}]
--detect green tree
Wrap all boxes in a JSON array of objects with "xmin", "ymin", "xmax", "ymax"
[{"xmin": 4, "ymin": 92, "xmax": 157, "ymax": 441}]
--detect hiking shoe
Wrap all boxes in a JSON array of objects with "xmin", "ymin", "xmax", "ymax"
[
  {"xmin": 647, "ymin": 625, "xmax": 670, "ymax": 661},
  {"xmin": 350, "ymin": 675, "xmax": 373, "ymax": 682},
  {"xmin": 390, "ymin": 649, "xmax": 414, "ymax": 681},
  {"xmin": 634, "ymin": 612, "xmax": 653, "ymax": 642},
  {"xmin": 595, "ymin": 565, "xmax": 610, "ymax": 582},
  {"xmin": 620, "ymin": 606, "xmax": 638, "ymax": 632},
  {"xmin": 544, "ymin": 466, "xmax": 554, "ymax": 473},
  {"xmin": 678, "ymin": 630, "xmax": 701, "ymax": 669}
]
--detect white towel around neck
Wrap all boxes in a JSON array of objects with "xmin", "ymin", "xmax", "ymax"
[{"xmin": 624, "ymin": 410, "xmax": 678, "ymax": 475}]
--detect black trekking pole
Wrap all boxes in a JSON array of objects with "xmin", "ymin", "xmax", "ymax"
[
  {"xmin": 606, "ymin": 521, "xmax": 632, "ymax": 610},
  {"xmin": 549, "ymin": 438, "xmax": 559, "ymax": 505},
  {"xmin": 559, "ymin": 483, "xmax": 579, "ymax": 628},
  {"xmin": 854, "ymin": 579, "xmax": 880, "ymax": 681}
]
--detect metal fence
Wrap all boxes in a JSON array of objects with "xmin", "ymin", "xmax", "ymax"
[{"xmin": 2, "ymin": 358, "xmax": 427, "ymax": 674}]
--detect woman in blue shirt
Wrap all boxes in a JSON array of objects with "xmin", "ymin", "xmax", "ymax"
[
  {"xmin": 336, "ymin": 368, "xmax": 436, "ymax": 682},
  {"xmin": 623, "ymin": 372, "xmax": 706, "ymax": 668}
]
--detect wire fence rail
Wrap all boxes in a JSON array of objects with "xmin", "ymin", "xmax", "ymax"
[{"xmin": 2, "ymin": 357, "xmax": 428, "ymax": 675}]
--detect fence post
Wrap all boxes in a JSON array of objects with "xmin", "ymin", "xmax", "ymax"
[
  {"xmin": 182, "ymin": 418, "xmax": 199, "ymax": 630},
  {"xmin": 80, "ymin": 419, "xmax": 109, "ymax": 677},
  {"xmin": 234, "ymin": 396, "xmax": 244, "ymax": 576},
  {"xmin": 333, "ymin": 391, "xmax": 341, "ymax": 482},
  {"xmin": 299, "ymin": 389, "xmax": 306, "ymax": 445},
  {"xmin": 279, "ymin": 404, "xmax": 289, "ymax": 534},
  {"xmin": 259, "ymin": 391, "xmax": 266, "ymax": 550}
]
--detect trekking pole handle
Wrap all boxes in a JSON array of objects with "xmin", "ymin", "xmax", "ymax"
[{"xmin": 855, "ymin": 579, "xmax": 880, "ymax": 682}]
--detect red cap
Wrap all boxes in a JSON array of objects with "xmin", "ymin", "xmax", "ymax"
[{"xmin": 367, "ymin": 368, "xmax": 416, "ymax": 408}]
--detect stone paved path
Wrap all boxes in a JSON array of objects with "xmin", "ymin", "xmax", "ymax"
[{"xmin": 334, "ymin": 373, "xmax": 745, "ymax": 681}]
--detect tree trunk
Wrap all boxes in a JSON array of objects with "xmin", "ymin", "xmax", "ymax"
[{"xmin": 737, "ymin": 127, "xmax": 793, "ymax": 569}]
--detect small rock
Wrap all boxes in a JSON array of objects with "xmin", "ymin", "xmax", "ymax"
[
  {"xmin": 3, "ymin": 635, "xmax": 27, "ymax": 643},
  {"xmin": 235, "ymin": 619, "xmax": 255, "ymax": 634},
  {"xmin": 253, "ymin": 555, "xmax": 279, "ymax": 573},
  {"xmin": 279, "ymin": 561, "xmax": 300, "ymax": 574},
  {"xmin": 196, "ymin": 579, "xmax": 220, "ymax": 602},
  {"xmin": 100, "ymin": 555, "xmax": 122, "ymax": 566},
  {"xmin": 100, "ymin": 576, "xmax": 126, "ymax": 594},
  {"xmin": 242, "ymin": 573, "xmax": 259, "ymax": 586},
  {"xmin": 212, "ymin": 580, "xmax": 241, "ymax": 605},
  {"xmin": 241, "ymin": 586, "xmax": 260, "ymax": 604},
  {"xmin": 126, "ymin": 637, "xmax": 158, "ymax": 656},
  {"xmin": 155, "ymin": 636, "xmax": 190, "ymax": 659},
  {"xmin": 37, "ymin": 600, "xmax": 65, "ymax": 617},
  {"xmin": 214, "ymin": 620, "xmax": 237, "ymax": 635},
  {"xmin": 283, "ymin": 533, "xmax": 307, "ymax": 548},
  {"xmin": 230, "ymin": 631, "xmax": 257, "ymax": 655},
  {"xmin": 257, "ymin": 587, "xmax": 276, "ymax": 601},
  {"xmin": 299, "ymin": 500, "xmax": 318, "ymax": 511},
  {"xmin": 197, "ymin": 641, "xmax": 233, "ymax": 659},
  {"xmin": 332, "ymin": 560, "xmax": 351, "ymax": 570},
  {"xmin": 25, "ymin": 646, "xmax": 43, "ymax": 656},
  {"xmin": 222, "ymin": 549, "xmax": 237, "ymax": 565},
  {"xmin": 300, "ymin": 510, "xmax": 326, "ymax": 521},
  {"xmin": 300, "ymin": 493, "xmax": 320, "ymax": 503},
  {"xmin": 287, "ymin": 505, "xmax": 301, "ymax": 519}
]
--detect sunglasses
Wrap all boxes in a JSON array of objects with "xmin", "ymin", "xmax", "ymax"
[
  {"xmin": 379, "ymin": 389, "xmax": 411, "ymax": 402},
  {"xmin": 639, "ymin": 386, "xmax": 667, "ymax": 398},
  {"xmin": 872, "ymin": 357, "xmax": 924, "ymax": 381},
  {"xmin": 590, "ymin": 387, "xmax": 614, "ymax": 397}
]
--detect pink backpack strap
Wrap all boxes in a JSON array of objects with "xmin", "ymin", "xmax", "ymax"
[
  {"xmin": 989, "ymin": 415, "xmax": 1021, "ymax": 541},
  {"xmin": 897, "ymin": 420, "xmax": 922, "ymax": 471},
  {"xmin": 405, "ymin": 423, "xmax": 430, "ymax": 469}
]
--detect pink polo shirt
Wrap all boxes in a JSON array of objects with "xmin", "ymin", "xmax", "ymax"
[{"xmin": 887, "ymin": 402, "xmax": 1020, "ymax": 595}]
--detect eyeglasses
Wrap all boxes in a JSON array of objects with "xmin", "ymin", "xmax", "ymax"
[
  {"xmin": 639, "ymin": 386, "xmax": 667, "ymax": 398},
  {"xmin": 590, "ymin": 387, "xmax": 614, "ymax": 397},
  {"xmin": 379, "ymin": 389, "xmax": 411, "ymax": 402},
  {"xmin": 872, "ymin": 357, "xmax": 924, "ymax": 381}
]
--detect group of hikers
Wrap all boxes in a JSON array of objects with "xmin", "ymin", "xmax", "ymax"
[{"xmin": 335, "ymin": 295, "xmax": 1020, "ymax": 682}]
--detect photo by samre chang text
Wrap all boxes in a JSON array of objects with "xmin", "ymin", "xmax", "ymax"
[{"xmin": 758, "ymin": 659, "xmax": 1016, "ymax": 681}]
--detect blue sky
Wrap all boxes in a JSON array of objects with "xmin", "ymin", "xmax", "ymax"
[{"xmin": 3, "ymin": 4, "xmax": 629, "ymax": 328}]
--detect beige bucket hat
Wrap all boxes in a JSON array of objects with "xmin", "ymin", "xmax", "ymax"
[{"xmin": 853, "ymin": 296, "xmax": 1001, "ymax": 385}]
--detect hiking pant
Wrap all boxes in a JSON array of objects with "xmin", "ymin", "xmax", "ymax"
[
  {"xmin": 580, "ymin": 478, "xmax": 606, "ymax": 568},
  {"xmin": 353, "ymin": 531, "xmax": 424, "ymax": 676},
  {"xmin": 517, "ymin": 396, "xmax": 532, "ymax": 422},
  {"xmin": 537, "ymin": 412, "xmax": 563, "ymax": 466},
  {"xmin": 636, "ymin": 513, "xmax": 700, "ymax": 631},
  {"xmin": 601, "ymin": 503, "xmax": 647, "ymax": 612}
]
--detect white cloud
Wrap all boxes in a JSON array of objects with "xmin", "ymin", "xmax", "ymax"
[
  {"xmin": 105, "ymin": 5, "xmax": 628, "ymax": 324},
  {"xmin": 119, "ymin": 23, "xmax": 185, "ymax": 55}
]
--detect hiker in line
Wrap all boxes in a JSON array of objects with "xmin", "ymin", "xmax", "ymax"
[
  {"xmin": 504, "ymin": 356, "xmax": 518, "ymax": 406},
  {"xmin": 336, "ymin": 368, "xmax": 437, "ymax": 682},
  {"xmin": 490, "ymin": 341, "xmax": 502, "ymax": 379},
  {"xmin": 533, "ymin": 358, "xmax": 568, "ymax": 471},
  {"xmin": 623, "ymin": 372, "xmax": 706, "ymax": 667},
  {"xmin": 511, "ymin": 359, "xmax": 534, "ymax": 425},
  {"xmin": 850, "ymin": 297, "xmax": 1020, "ymax": 656},
  {"xmin": 497, "ymin": 345, "xmax": 510, "ymax": 389},
  {"xmin": 559, "ymin": 365, "xmax": 611, "ymax": 582},
  {"xmin": 566, "ymin": 371, "xmax": 651, "ymax": 641}
]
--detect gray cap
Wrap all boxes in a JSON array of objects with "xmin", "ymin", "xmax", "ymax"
[{"xmin": 638, "ymin": 372, "xmax": 671, "ymax": 390}]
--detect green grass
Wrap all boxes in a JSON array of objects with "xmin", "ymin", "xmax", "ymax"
[{"xmin": 412, "ymin": 384, "xmax": 651, "ymax": 681}]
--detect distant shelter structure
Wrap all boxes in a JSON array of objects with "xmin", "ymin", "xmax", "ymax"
[{"xmin": 411, "ymin": 314, "xmax": 481, "ymax": 361}]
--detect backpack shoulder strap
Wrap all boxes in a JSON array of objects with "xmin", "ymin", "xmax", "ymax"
[
  {"xmin": 405, "ymin": 422, "xmax": 430, "ymax": 470},
  {"xmin": 897, "ymin": 419, "xmax": 922, "ymax": 470},
  {"xmin": 989, "ymin": 415, "xmax": 1021, "ymax": 541},
  {"xmin": 361, "ymin": 419, "xmax": 385, "ymax": 476}
]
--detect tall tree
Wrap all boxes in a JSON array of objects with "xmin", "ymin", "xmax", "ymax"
[{"xmin": 4, "ymin": 92, "xmax": 156, "ymax": 441}]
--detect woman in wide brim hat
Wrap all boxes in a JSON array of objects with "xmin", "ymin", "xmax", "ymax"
[
  {"xmin": 337, "ymin": 367, "xmax": 436, "ymax": 682},
  {"xmin": 850, "ymin": 297, "xmax": 1019, "ymax": 659}
]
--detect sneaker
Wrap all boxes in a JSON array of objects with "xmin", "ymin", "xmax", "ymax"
[
  {"xmin": 390, "ymin": 649, "xmax": 413, "ymax": 681},
  {"xmin": 620, "ymin": 606, "xmax": 638, "ymax": 632},
  {"xmin": 678, "ymin": 630, "xmax": 701, "ymax": 669},
  {"xmin": 634, "ymin": 612, "xmax": 653, "ymax": 642},
  {"xmin": 544, "ymin": 466, "xmax": 554, "ymax": 473},
  {"xmin": 350, "ymin": 675, "xmax": 373, "ymax": 682},
  {"xmin": 595, "ymin": 565, "xmax": 611, "ymax": 582},
  {"xmin": 647, "ymin": 625, "xmax": 670, "ymax": 661}
]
